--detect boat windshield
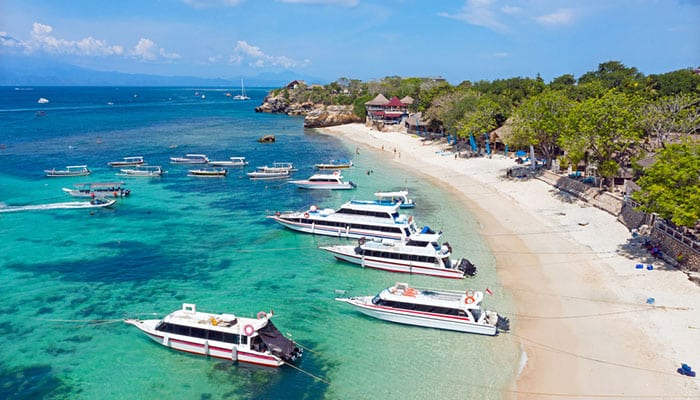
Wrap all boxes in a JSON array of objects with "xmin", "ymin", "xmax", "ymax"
[{"xmin": 372, "ymin": 294, "xmax": 381, "ymax": 305}]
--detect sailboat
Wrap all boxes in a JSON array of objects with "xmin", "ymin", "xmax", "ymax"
[{"xmin": 233, "ymin": 79, "xmax": 250, "ymax": 100}]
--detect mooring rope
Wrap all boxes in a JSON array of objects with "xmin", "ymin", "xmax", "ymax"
[{"xmin": 282, "ymin": 361, "xmax": 330, "ymax": 385}]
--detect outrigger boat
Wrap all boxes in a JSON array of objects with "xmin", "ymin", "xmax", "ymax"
[
  {"xmin": 118, "ymin": 165, "xmax": 164, "ymax": 177},
  {"xmin": 62, "ymin": 182, "xmax": 130, "ymax": 198},
  {"xmin": 0, "ymin": 198, "xmax": 116, "ymax": 213},
  {"xmin": 321, "ymin": 228, "xmax": 476, "ymax": 279},
  {"xmin": 247, "ymin": 170, "xmax": 290, "ymax": 180},
  {"xmin": 267, "ymin": 201, "xmax": 419, "ymax": 241},
  {"xmin": 289, "ymin": 171, "xmax": 356, "ymax": 190},
  {"xmin": 188, "ymin": 167, "xmax": 227, "ymax": 177},
  {"xmin": 255, "ymin": 162, "xmax": 296, "ymax": 173},
  {"xmin": 209, "ymin": 157, "xmax": 248, "ymax": 167},
  {"xmin": 314, "ymin": 159, "xmax": 353, "ymax": 169},
  {"xmin": 44, "ymin": 165, "xmax": 91, "ymax": 177},
  {"xmin": 169, "ymin": 154, "xmax": 209, "ymax": 164},
  {"xmin": 124, "ymin": 303, "xmax": 303, "ymax": 368},
  {"xmin": 107, "ymin": 156, "xmax": 144, "ymax": 167},
  {"xmin": 336, "ymin": 282, "xmax": 510, "ymax": 336}
]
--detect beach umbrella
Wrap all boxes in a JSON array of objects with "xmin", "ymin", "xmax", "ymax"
[
  {"xmin": 505, "ymin": 144, "xmax": 508, "ymax": 156},
  {"xmin": 484, "ymin": 133, "xmax": 491, "ymax": 155},
  {"xmin": 469, "ymin": 134, "xmax": 477, "ymax": 152}
]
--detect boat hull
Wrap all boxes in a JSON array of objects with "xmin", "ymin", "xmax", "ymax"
[
  {"xmin": 341, "ymin": 298, "xmax": 497, "ymax": 335},
  {"xmin": 291, "ymin": 182, "xmax": 355, "ymax": 190},
  {"xmin": 322, "ymin": 245, "xmax": 465, "ymax": 279},
  {"xmin": 124, "ymin": 319, "xmax": 284, "ymax": 367},
  {"xmin": 267, "ymin": 215, "xmax": 406, "ymax": 241}
]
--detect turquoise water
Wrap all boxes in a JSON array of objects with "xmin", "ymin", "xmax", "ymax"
[{"xmin": 0, "ymin": 87, "xmax": 519, "ymax": 399}]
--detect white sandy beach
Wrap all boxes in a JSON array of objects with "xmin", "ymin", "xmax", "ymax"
[{"xmin": 319, "ymin": 123, "xmax": 700, "ymax": 399}]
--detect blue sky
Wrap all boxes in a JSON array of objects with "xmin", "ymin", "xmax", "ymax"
[{"xmin": 1, "ymin": 0, "xmax": 698, "ymax": 84}]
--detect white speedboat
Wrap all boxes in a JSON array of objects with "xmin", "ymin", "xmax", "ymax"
[
  {"xmin": 44, "ymin": 165, "xmax": 91, "ymax": 177},
  {"xmin": 290, "ymin": 171, "xmax": 356, "ymax": 190},
  {"xmin": 209, "ymin": 157, "xmax": 248, "ymax": 167},
  {"xmin": 169, "ymin": 154, "xmax": 209, "ymax": 164},
  {"xmin": 118, "ymin": 165, "xmax": 164, "ymax": 177},
  {"xmin": 188, "ymin": 167, "xmax": 227, "ymax": 177},
  {"xmin": 351, "ymin": 190, "xmax": 416, "ymax": 209},
  {"xmin": 321, "ymin": 229, "xmax": 476, "ymax": 279},
  {"xmin": 314, "ymin": 159, "xmax": 353, "ymax": 169},
  {"xmin": 267, "ymin": 201, "xmax": 419, "ymax": 241},
  {"xmin": 124, "ymin": 303, "xmax": 302, "ymax": 368},
  {"xmin": 107, "ymin": 156, "xmax": 145, "ymax": 167},
  {"xmin": 62, "ymin": 182, "xmax": 130, "ymax": 198},
  {"xmin": 336, "ymin": 282, "xmax": 510, "ymax": 336}
]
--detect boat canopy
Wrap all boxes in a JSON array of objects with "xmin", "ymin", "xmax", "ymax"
[{"xmin": 256, "ymin": 320, "xmax": 296, "ymax": 361}]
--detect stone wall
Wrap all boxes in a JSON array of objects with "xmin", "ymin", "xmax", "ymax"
[{"xmin": 651, "ymin": 222, "xmax": 700, "ymax": 272}]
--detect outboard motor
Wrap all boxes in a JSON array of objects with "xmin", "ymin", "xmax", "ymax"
[
  {"xmin": 496, "ymin": 315, "xmax": 510, "ymax": 332},
  {"xmin": 457, "ymin": 258, "xmax": 477, "ymax": 277}
]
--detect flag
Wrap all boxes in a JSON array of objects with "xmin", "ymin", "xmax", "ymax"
[
  {"xmin": 270, "ymin": 308, "xmax": 274, "ymax": 316},
  {"xmin": 486, "ymin": 288, "xmax": 493, "ymax": 296}
]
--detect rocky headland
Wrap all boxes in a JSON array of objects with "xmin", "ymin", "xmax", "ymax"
[{"xmin": 255, "ymin": 88, "xmax": 363, "ymax": 128}]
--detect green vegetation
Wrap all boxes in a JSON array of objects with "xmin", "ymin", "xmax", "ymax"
[{"xmin": 266, "ymin": 61, "xmax": 700, "ymax": 227}]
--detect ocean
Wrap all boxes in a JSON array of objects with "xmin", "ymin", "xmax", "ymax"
[{"xmin": 0, "ymin": 86, "xmax": 519, "ymax": 399}]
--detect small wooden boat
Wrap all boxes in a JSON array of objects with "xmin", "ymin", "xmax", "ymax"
[
  {"xmin": 170, "ymin": 154, "xmax": 209, "ymax": 164},
  {"xmin": 188, "ymin": 167, "xmax": 227, "ymax": 177},
  {"xmin": 62, "ymin": 182, "xmax": 130, "ymax": 198},
  {"xmin": 314, "ymin": 159, "xmax": 353, "ymax": 169},
  {"xmin": 107, "ymin": 156, "xmax": 144, "ymax": 167},
  {"xmin": 209, "ymin": 157, "xmax": 248, "ymax": 167},
  {"xmin": 45, "ymin": 165, "xmax": 91, "ymax": 177},
  {"xmin": 247, "ymin": 170, "xmax": 289, "ymax": 180},
  {"xmin": 118, "ymin": 165, "xmax": 164, "ymax": 177}
]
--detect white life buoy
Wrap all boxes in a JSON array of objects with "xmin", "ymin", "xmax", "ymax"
[
  {"xmin": 303, "ymin": 212, "xmax": 310, "ymax": 219},
  {"xmin": 257, "ymin": 311, "xmax": 267, "ymax": 320}
]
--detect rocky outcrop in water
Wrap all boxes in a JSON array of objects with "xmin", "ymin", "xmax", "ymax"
[{"xmin": 255, "ymin": 91, "xmax": 362, "ymax": 128}]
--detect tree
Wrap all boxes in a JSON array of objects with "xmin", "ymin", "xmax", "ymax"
[
  {"xmin": 563, "ymin": 90, "xmax": 644, "ymax": 189},
  {"xmin": 578, "ymin": 61, "xmax": 645, "ymax": 92},
  {"xmin": 458, "ymin": 96, "xmax": 503, "ymax": 139},
  {"xmin": 648, "ymin": 69, "xmax": 700, "ymax": 97},
  {"xmin": 641, "ymin": 93, "xmax": 700, "ymax": 150},
  {"xmin": 510, "ymin": 90, "xmax": 574, "ymax": 168},
  {"xmin": 632, "ymin": 139, "xmax": 700, "ymax": 228}
]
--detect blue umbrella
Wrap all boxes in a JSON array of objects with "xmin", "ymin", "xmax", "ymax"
[{"xmin": 516, "ymin": 150, "xmax": 527, "ymax": 157}]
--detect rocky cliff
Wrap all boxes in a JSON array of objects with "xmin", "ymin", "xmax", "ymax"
[{"xmin": 255, "ymin": 92, "xmax": 363, "ymax": 128}]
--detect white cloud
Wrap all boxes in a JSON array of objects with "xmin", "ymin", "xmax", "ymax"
[
  {"xmin": 277, "ymin": 0, "xmax": 359, "ymax": 6},
  {"xmin": 438, "ymin": 0, "xmax": 509, "ymax": 33},
  {"xmin": 229, "ymin": 40, "xmax": 309, "ymax": 68},
  {"xmin": 4, "ymin": 22, "xmax": 179, "ymax": 62},
  {"xmin": 535, "ymin": 9, "xmax": 575, "ymax": 26},
  {"xmin": 131, "ymin": 38, "xmax": 180, "ymax": 61},
  {"xmin": 26, "ymin": 22, "xmax": 124, "ymax": 56}
]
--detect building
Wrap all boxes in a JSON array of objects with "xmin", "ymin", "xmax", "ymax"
[{"xmin": 364, "ymin": 94, "xmax": 409, "ymax": 125}]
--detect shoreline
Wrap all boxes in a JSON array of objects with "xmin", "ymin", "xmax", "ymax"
[{"xmin": 318, "ymin": 123, "xmax": 700, "ymax": 398}]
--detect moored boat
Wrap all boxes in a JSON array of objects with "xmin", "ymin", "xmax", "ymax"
[
  {"xmin": 44, "ymin": 165, "xmax": 91, "ymax": 177},
  {"xmin": 62, "ymin": 182, "xmax": 130, "ymax": 198},
  {"xmin": 209, "ymin": 157, "xmax": 248, "ymax": 167},
  {"xmin": 256, "ymin": 162, "xmax": 296, "ymax": 173},
  {"xmin": 169, "ymin": 154, "xmax": 209, "ymax": 164},
  {"xmin": 247, "ymin": 170, "xmax": 290, "ymax": 180},
  {"xmin": 314, "ymin": 159, "xmax": 353, "ymax": 169},
  {"xmin": 289, "ymin": 171, "xmax": 356, "ymax": 190},
  {"xmin": 188, "ymin": 167, "xmax": 227, "ymax": 177},
  {"xmin": 321, "ymin": 229, "xmax": 476, "ymax": 279},
  {"xmin": 336, "ymin": 282, "xmax": 510, "ymax": 336},
  {"xmin": 267, "ymin": 201, "xmax": 419, "ymax": 241},
  {"xmin": 351, "ymin": 190, "xmax": 416, "ymax": 209},
  {"xmin": 124, "ymin": 303, "xmax": 303, "ymax": 367},
  {"xmin": 107, "ymin": 156, "xmax": 145, "ymax": 167},
  {"xmin": 118, "ymin": 165, "xmax": 164, "ymax": 177},
  {"xmin": 0, "ymin": 198, "xmax": 116, "ymax": 213}
]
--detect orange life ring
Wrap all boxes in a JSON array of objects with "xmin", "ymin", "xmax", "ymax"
[
  {"xmin": 358, "ymin": 237, "xmax": 366, "ymax": 246},
  {"xmin": 465, "ymin": 296, "xmax": 475, "ymax": 304},
  {"xmin": 257, "ymin": 311, "xmax": 267, "ymax": 320},
  {"xmin": 303, "ymin": 212, "xmax": 310, "ymax": 219},
  {"xmin": 275, "ymin": 211, "xmax": 281, "ymax": 217},
  {"xmin": 243, "ymin": 324, "xmax": 255, "ymax": 336}
]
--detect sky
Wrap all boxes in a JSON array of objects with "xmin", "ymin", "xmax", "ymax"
[{"xmin": 1, "ymin": 0, "xmax": 699, "ymax": 84}]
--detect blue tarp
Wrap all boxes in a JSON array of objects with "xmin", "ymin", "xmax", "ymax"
[{"xmin": 516, "ymin": 150, "xmax": 527, "ymax": 157}]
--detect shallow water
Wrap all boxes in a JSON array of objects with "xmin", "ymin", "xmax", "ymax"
[{"xmin": 0, "ymin": 87, "xmax": 519, "ymax": 399}]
